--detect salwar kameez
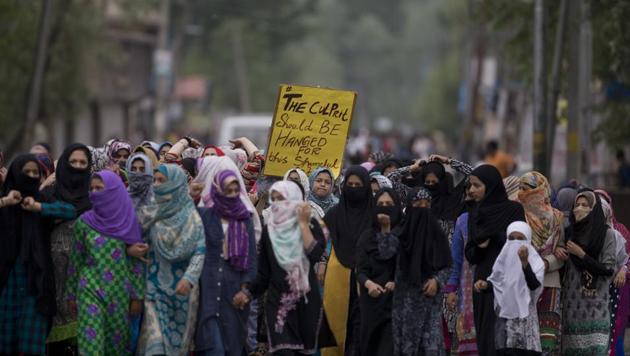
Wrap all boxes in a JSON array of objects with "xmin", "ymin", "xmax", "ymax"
[
  {"xmin": 445, "ymin": 213, "xmax": 478, "ymax": 356},
  {"xmin": 392, "ymin": 268, "xmax": 449, "ymax": 356},
  {"xmin": 137, "ymin": 246, "xmax": 204, "ymax": 355},
  {"xmin": 67, "ymin": 219, "xmax": 144, "ymax": 355},
  {"xmin": 561, "ymin": 229, "xmax": 616, "ymax": 356},
  {"xmin": 48, "ymin": 220, "xmax": 80, "ymax": 344}
]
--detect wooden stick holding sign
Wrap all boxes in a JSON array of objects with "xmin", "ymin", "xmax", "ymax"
[{"xmin": 263, "ymin": 84, "xmax": 357, "ymax": 178}]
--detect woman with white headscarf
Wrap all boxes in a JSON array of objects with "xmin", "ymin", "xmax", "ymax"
[
  {"xmin": 478, "ymin": 221, "xmax": 545, "ymax": 355},
  {"xmin": 248, "ymin": 180, "xmax": 329, "ymax": 355}
]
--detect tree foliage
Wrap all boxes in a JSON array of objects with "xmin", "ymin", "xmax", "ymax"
[
  {"xmin": 182, "ymin": 0, "xmax": 468, "ymax": 138},
  {"xmin": 477, "ymin": 0, "xmax": 630, "ymax": 149},
  {"xmin": 0, "ymin": 0, "xmax": 158, "ymax": 150}
]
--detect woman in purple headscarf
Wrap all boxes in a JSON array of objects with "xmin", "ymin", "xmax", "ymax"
[
  {"xmin": 195, "ymin": 169, "xmax": 257, "ymax": 355},
  {"xmin": 66, "ymin": 170, "xmax": 144, "ymax": 355}
]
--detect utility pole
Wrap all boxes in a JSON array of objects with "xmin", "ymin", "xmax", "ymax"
[
  {"xmin": 154, "ymin": 0, "xmax": 171, "ymax": 140},
  {"xmin": 545, "ymin": 0, "xmax": 568, "ymax": 176},
  {"xmin": 533, "ymin": 0, "xmax": 548, "ymax": 176},
  {"xmin": 566, "ymin": 0, "xmax": 592, "ymax": 180},
  {"xmin": 23, "ymin": 0, "xmax": 54, "ymax": 149},
  {"xmin": 231, "ymin": 21, "xmax": 252, "ymax": 113},
  {"xmin": 566, "ymin": 0, "xmax": 592, "ymax": 182}
]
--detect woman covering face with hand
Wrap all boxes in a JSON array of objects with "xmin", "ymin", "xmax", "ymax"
[
  {"xmin": 250, "ymin": 180, "xmax": 328, "ymax": 355},
  {"xmin": 483, "ymin": 221, "xmax": 545, "ymax": 355}
]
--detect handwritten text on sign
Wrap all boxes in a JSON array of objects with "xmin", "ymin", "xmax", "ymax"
[{"xmin": 264, "ymin": 84, "xmax": 356, "ymax": 178}]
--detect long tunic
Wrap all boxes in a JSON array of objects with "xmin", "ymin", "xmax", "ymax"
[
  {"xmin": 356, "ymin": 232, "xmax": 397, "ymax": 356},
  {"xmin": 251, "ymin": 219, "xmax": 326, "ymax": 354},
  {"xmin": 561, "ymin": 229, "xmax": 617, "ymax": 356},
  {"xmin": 392, "ymin": 268, "xmax": 449, "ymax": 356},
  {"xmin": 445, "ymin": 213, "xmax": 478, "ymax": 356},
  {"xmin": 41, "ymin": 201, "xmax": 79, "ymax": 343},
  {"xmin": 195, "ymin": 208, "xmax": 257, "ymax": 355},
  {"xmin": 137, "ymin": 228, "xmax": 205, "ymax": 355},
  {"xmin": 66, "ymin": 219, "xmax": 144, "ymax": 355}
]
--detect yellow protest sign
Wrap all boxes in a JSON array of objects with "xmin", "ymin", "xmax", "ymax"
[{"xmin": 263, "ymin": 84, "xmax": 357, "ymax": 178}]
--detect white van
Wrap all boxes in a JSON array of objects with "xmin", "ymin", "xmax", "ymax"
[{"xmin": 216, "ymin": 115, "xmax": 273, "ymax": 150}]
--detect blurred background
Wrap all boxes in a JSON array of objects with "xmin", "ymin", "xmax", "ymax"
[{"xmin": 1, "ymin": 0, "xmax": 630, "ymax": 190}]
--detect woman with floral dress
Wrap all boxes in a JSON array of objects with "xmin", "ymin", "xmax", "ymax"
[{"xmin": 66, "ymin": 170, "xmax": 144, "ymax": 354}]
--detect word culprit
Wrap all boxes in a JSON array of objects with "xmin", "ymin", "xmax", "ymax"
[{"xmin": 282, "ymin": 93, "xmax": 350, "ymax": 121}]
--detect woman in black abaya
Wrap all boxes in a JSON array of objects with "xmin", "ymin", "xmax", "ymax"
[
  {"xmin": 356, "ymin": 188, "xmax": 403, "ymax": 356},
  {"xmin": 322, "ymin": 166, "xmax": 374, "ymax": 356},
  {"xmin": 464, "ymin": 164, "xmax": 525, "ymax": 356}
]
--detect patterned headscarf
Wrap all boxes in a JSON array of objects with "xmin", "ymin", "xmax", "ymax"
[
  {"xmin": 369, "ymin": 151, "xmax": 394, "ymax": 164},
  {"xmin": 107, "ymin": 139, "xmax": 132, "ymax": 164},
  {"xmin": 151, "ymin": 164, "xmax": 205, "ymax": 262},
  {"xmin": 412, "ymin": 186, "xmax": 432, "ymax": 203},
  {"xmin": 370, "ymin": 174, "xmax": 393, "ymax": 190},
  {"xmin": 503, "ymin": 175, "xmax": 520, "ymax": 201},
  {"xmin": 267, "ymin": 180, "xmax": 311, "ymax": 332},
  {"xmin": 518, "ymin": 171, "xmax": 564, "ymax": 252}
]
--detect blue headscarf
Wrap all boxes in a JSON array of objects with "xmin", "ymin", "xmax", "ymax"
[{"xmin": 151, "ymin": 164, "xmax": 204, "ymax": 262}]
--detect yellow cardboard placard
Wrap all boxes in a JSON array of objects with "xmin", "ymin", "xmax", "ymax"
[{"xmin": 263, "ymin": 84, "xmax": 357, "ymax": 178}]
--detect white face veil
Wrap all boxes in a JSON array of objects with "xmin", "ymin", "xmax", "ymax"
[{"xmin": 487, "ymin": 221, "xmax": 545, "ymax": 319}]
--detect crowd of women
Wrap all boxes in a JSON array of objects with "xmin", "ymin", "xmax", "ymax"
[{"xmin": 0, "ymin": 136, "xmax": 628, "ymax": 356}]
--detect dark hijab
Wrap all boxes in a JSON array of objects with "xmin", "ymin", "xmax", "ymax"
[
  {"xmin": 396, "ymin": 188, "xmax": 451, "ymax": 285},
  {"xmin": 52, "ymin": 143, "xmax": 93, "ymax": 214},
  {"xmin": 420, "ymin": 161, "xmax": 464, "ymax": 221},
  {"xmin": 568, "ymin": 190, "xmax": 609, "ymax": 292},
  {"xmin": 468, "ymin": 164, "xmax": 525, "ymax": 245},
  {"xmin": 359, "ymin": 188, "xmax": 403, "ymax": 261},
  {"xmin": 324, "ymin": 166, "xmax": 374, "ymax": 268},
  {"xmin": 0, "ymin": 155, "xmax": 55, "ymax": 316}
]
